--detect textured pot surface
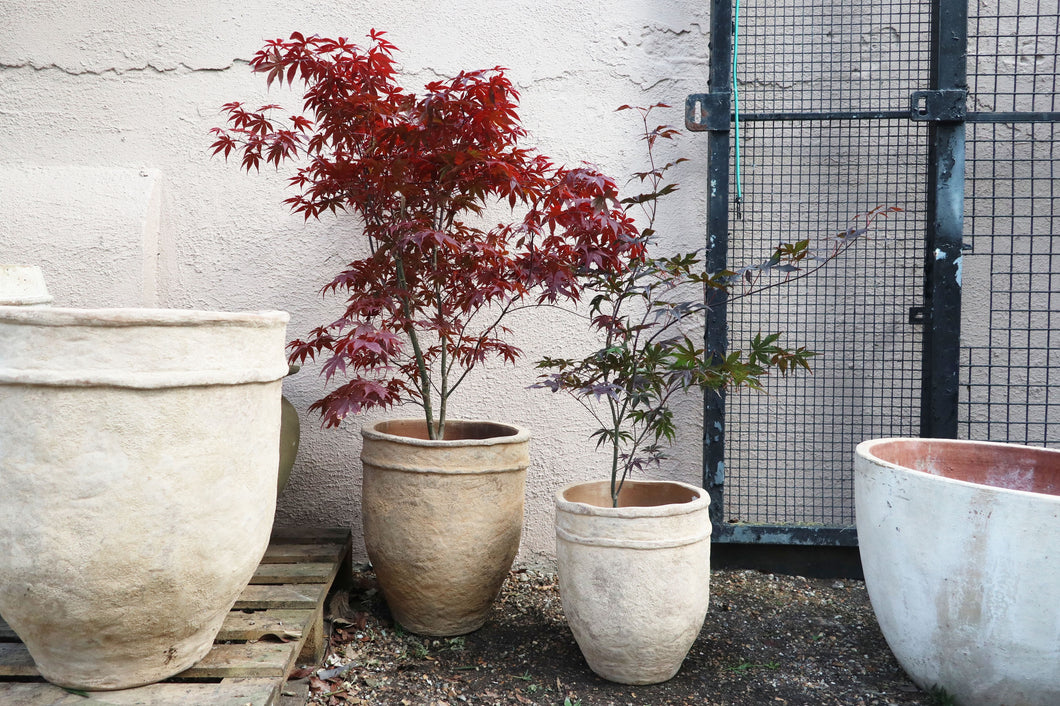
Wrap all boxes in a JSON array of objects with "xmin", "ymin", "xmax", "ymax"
[
  {"xmin": 361, "ymin": 419, "xmax": 529, "ymax": 636},
  {"xmin": 0, "ymin": 306, "xmax": 289, "ymax": 690},
  {"xmin": 278, "ymin": 394, "xmax": 300, "ymax": 493},
  {"xmin": 0, "ymin": 264, "xmax": 52, "ymax": 306},
  {"xmin": 856, "ymin": 438, "xmax": 1060, "ymax": 706},
  {"xmin": 555, "ymin": 479, "xmax": 711, "ymax": 685}
]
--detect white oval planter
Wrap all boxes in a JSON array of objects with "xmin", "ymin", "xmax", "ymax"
[
  {"xmin": 555, "ymin": 479, "xmax": 711, "ymax": 685},
  {"xmin": 361, "ymin": 419, "xmax": 529, "ymax": 636},
  {"xmin": 0, "ymin": 306, "xmax": 289, "ymax": 690},
  {"xmin": 856, "ymin": 438, "xmax": 1060, "ymax": 706},
  {"xmin": 0, "ymin": 264, "xmax": 53, "ymax": 306}
]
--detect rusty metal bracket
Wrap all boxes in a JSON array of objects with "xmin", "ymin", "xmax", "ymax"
[
  {"xmin": 685, "ymin": 92, "xmax": 731, "ymax": 132},
  {"xmin": 910, "ymin": 89, "xmax": 967, "ymax": 122}
]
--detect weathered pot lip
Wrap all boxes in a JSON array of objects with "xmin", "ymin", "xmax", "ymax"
[
  {"xmin": 362, "ymin": 418, "xmax": 531, "ymax": 447},
  {"xmin": 856, "ymin": 436, "xmax": 1060, "ymax": 502},
  {"xmin": 556, "ymin": 479, "xmax": 710, "ymax": 518},
  {"xmin": 0, "ymin": 305, "xmax": 290, "ymax": 327}
]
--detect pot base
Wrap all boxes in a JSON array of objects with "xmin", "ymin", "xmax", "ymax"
[{"xmin": 31, "ymin": 617, "xmax": 222, "ymax": 691}]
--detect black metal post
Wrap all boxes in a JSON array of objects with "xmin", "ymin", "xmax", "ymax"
[
  {"xmin": 921, "ymin": 0, "xmax": 968, "ymax": 437},
  {"xmin": 701, "ymin": 0, "xmax": 733, "ymax": 534}
]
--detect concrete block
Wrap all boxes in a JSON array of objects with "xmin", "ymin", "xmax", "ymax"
[{"xmin": 0, "ymin": 165, "xmax": 161, "ymax": 307}]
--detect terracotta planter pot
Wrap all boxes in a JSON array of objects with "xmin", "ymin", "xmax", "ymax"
[
  {"xmin": 856, "ymin": 438, "xmax": 1060, "ymax": 706},
  {"xmin": 0, "ymin": 306, "xmax": 289, "ymax": 690},
  {"xmin": 278, "ymin": 393, "xmax": 301, "ymax": 493},
  {"xmin": 361, "ymin": 419, "xmax": 529, "ymax": 636},
  {"xmin": 555, "ymin": 479, "xmax": 712, "ymax": 684}
]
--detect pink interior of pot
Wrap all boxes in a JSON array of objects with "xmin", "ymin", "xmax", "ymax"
[
  {"xmin": 374, "ymin": 419, "xmax": 519, "ymax": 441},
  {"xmin": 563, "ymin": 480, "xmax": 703, "ymax": 508},
  {"xmin": 868, "ymin": 439, "xmax": 1060, "ymax": 496}
]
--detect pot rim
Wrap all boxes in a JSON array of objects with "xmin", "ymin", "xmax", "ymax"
[
  {"xmin": 362, "ymin": 417, "xmax": 531, "ymax": 447},
  {"xmin": 556, "ymin": 479, "xmax": 710, "ymax": 518},
  {"xmin": 0, "ymin": 306, "xmax": 290, "ymax": 327},
  {"xmin": 856, "ymin": 436, "xmax": 1060, "ymax": 502}
]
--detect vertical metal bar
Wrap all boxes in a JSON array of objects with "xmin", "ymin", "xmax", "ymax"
[
  {"xmin": 922, "ymin": 0, "xmax": 968, "ymax": 437},
  {"xmin": 703, "ymin": 0, "xmax": 733, "ymax": 534}
]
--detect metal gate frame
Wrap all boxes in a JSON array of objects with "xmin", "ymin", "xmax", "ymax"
[{"xmin": 686, "ymin": 0, "xmax": 1059, "ymax": 548}]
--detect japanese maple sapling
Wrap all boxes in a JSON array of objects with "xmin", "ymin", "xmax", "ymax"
[{"xmin": 533, "ymin": 104, "xmax": 900, "ymax": 506}]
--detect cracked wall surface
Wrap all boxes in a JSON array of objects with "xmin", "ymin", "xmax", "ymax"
[{"xmin": 0, "ymin": 0, "xmax": 710, "ymax": 563}]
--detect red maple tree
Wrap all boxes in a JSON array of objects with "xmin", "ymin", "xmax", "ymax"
[{"xmin": 212, "ymin": 31, "xmax": 642, "ymax": 437}]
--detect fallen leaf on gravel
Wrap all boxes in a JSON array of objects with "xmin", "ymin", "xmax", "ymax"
[{"xmin": 318, "ymin": 661, "xmax": 356, "ymax": 679}]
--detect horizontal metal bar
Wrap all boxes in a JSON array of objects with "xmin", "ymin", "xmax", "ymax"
[
  {"xmin": 727, "ymin": 110, "xmax": 910, "ymax": 122},
  {"xmin": 713, "ymin": 523, "xmax": 858, "ymax": 547},
  {"xmin": 705, "ymin": 110, "xmax": 1060, "ymax": 125},
  {"xmin": 967, "ymin": 111, "xmax": 1060, "ymax": 123}
]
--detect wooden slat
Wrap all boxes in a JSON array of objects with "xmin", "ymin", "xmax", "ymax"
[
  {"xmin": 262, "ymin": 542, "xmax": 341, "ymax": 564},
  {"xmin": 218, "ymin": 609, "xmax": 313, "ymax": 642},
  {"xmin": 234, "ymin": 583, "xmax": 326, "ymax": 610},
  {"xmin": 251, "ymin": 562, "xmax": 335, "ymax": 584},
  {"xmin": 222, "ymin": 677, "xmax": 283, "ymax": 706},
  {"xmin": 0, "ymin": 678, "xmax": 279, "ymax": 705},
  {"xmin": 298, "ymin": 605, "xmax": 327, "ymax": 666},
  {"xmin": 0, "ymin": 616, "xmax": 17, "ymax": 641},
  {"xmin": 270, "ymin": 526, "xmax": 350, "ymax": 543},
  {"xmin": 0, "ymin": 642, "xmax": 38, "ymax": 676},
  {"xmin": 180, "ymin": 641, "xmax": 295, "ymax": 678},
  {"xmin": 255, "ymin": 561, "xmax": 337, "ymax": 585},
  {"xmin": 0, "ymin": 683, "xmax": 109, "ymax": 706}
]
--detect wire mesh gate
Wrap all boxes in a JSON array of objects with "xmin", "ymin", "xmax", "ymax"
[
  {"xmin": 687, "ymin": 0, "xmax": 1060, "ymax": 547},
  {"xmin": 963, "ymin": 2, "xmax": 1060, "ymax": 444}
]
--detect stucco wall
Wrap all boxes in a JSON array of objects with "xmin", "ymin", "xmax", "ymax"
[{"xmin": 0, "ymin": 1, "xmax": 710, "ymax": 565}]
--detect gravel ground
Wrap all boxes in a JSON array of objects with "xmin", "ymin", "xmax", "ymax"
[{"xmin": 288, "ymin": 565, "xmax": 938, "ymax": 706}]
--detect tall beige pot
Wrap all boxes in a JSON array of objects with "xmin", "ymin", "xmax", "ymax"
[
  {"xmin": 361, "ymin": 419, "xmax": 529, "ymax": 636},
  {"xmin": 0, "ymin": 306, "xmax": 289, "ymax": 690},
  {"xmin": 555, "ymin": 479, "xmax": 712, "ymax": 685}
]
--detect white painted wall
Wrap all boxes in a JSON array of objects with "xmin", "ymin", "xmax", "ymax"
[{"xmin": 0, "ymin": 0, "xmax": 710, "ymax": 564}]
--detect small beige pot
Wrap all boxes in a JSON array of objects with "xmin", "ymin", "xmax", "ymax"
[
  {"xmin": 0, "ymin": 306, "xmax": 289, "ymax": 690},
  {"xmin": 361, "ymin": 419, "xmax": 529, "ymax": 636},
  {"xmin": 555, "ymin": 479, "xmax": 712, "ymax": 685}
]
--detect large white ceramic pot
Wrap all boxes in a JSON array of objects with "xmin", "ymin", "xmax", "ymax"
[
  {"xmin": 0, "ymin": 264, "xmax": 53, "ymax": 306},
  {"xmin": 361, "ymin": 419, "xmax": 529, "ymax": 636},
  {"xmin": 0, "ymin": 306, "xmax": 289, "ymax": 690},
  {"xmin": 856, "ymin": 438, "xmax": 1060, "ymax": 706},
  {"xmin": 555, "ymin": 479, "xmax": 712, "ymax": 685}
]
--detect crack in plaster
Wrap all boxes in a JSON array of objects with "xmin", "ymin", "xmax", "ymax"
[
  {"xmin": 0, "ymin": 61, "xmax": 240, "ymax": 76},
  {"xmin": 640, "ymin": 23, "xmax": 708, "ymax": 38}
]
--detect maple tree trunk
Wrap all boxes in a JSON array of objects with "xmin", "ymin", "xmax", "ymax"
[
  {"xmin": 393, "ymin": 251, "xmax": 437, "ymax": 439},
  {"xmin": 434, "ymin": 249, "xmax": 448, "ymax": 440}
]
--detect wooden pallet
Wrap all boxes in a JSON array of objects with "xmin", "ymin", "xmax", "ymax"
[{"xmin": 0, "ymin": 527, "xmax": 351, "ymax": 705}]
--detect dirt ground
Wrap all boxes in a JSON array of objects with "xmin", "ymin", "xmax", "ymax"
[{"xmin": 283, "ymin": 565, "xmax": 937, "ymax": 706}]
